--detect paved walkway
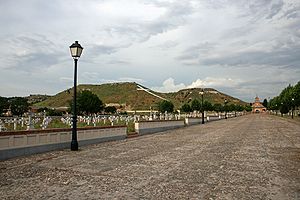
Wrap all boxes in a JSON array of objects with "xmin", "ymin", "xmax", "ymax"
[{"xmin": 1, "ymin": 114, "xmax": 300, "ymax": 199}]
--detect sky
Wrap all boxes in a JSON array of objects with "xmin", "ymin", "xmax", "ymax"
[{"xmin": 0, "ymin": 0, "xmax": 299, "ymax": 102}]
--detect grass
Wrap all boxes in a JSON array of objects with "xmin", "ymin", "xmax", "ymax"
[{"xmin": 1, "ymin": 117, "xmax": 136, "ymax": 133}]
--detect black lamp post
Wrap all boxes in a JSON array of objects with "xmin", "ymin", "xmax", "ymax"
[
  {"xmin": 224, "ymin": 99, "xmax": 228, "ymax": 119},
  {"xmin": 199, "ymin": 89, "xmax": 205, "ymax": 124},
  {"xmin": 69, "ymin": 41, "xmax": 83, "ymax": 151}
]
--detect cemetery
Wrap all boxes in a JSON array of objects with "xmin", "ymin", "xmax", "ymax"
[
  {"xmin": 0, "ymin": 111, "xmax": 243, "ymax": 133},
  {"xmin": 0, "ymin": 110, "xmax": 245, "ymax": 160}
]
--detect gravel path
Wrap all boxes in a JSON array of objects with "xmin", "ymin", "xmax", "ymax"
[{"xmin": 1, "ymin": 114, "xmax": 300, "ymax": 199}]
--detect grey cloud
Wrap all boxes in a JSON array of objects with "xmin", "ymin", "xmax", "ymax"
[
  {"xmin": 140, "ymin": 1, "xmax": 195, "ymax": 36},
  {"xmin": 201, "ymin": 45, "xmax": 300, "ymax": 68},
  {"xmin": 107, "ymin": 60, "xmax": 130, "ymax": 65},
  {"xmin": 239, "ymin": 79, "xmax": 289, "ymax": 87},
  {"xmin": 222, "ymin": 25, "xmax": 255, "ymax": 39},
  {"xmin": 101, "ymin": 25, "xmax": 146, "ymax": 43},
  {"xmin": 104, "ymin": 1, "xmax": 195, "ymax": 43},
  {"xmin": 1, "ymin": 35, "xmax": 64, "ymax": 72},
  {"xmin": 90, "ymin": 45, "xmax": 120, "ymax": 55},
  {"xmin": 150, "ymin": 1, "xmax": 194, "ymax": 33},
  {"xmin": 266, "ymin": 0, "xmax": 284, "ymax": 19},
  {"xmin": 153, "ymin": 40, "xmax": 178, "ymax": 50},
  {"xmin": 177, "ymin": 54, "xmax": 199, "ymax": 61},
  {"xmin": 206, "ymin": 0, "xmax": 286, "ymax": 22},
  {"xmin": 81, "ymin": 72, "xmax": 100, "ymax": 83},
  {"xmin": 89, "ymin": 1, "xmax": 195, "ymax": 58},
  {"xmin": 15, "ymin": 53, "xmax": 60, "ymax": 70},
  {"xmin": 286, "ymin": 12, "xmax": 298, "ymax": 19},
  {"xmin": 282, "ymin": 6, "xmax": 300, "ymax": 19},
  {"xmin": 177, "ymin": 42, "xmax": 216, "ymax": 61},
  {"xmin": 146, "ymin": 0, "xmax": 194, "ymax": 15}
]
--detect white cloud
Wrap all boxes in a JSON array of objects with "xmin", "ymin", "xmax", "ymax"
[
  {"xmin": 187, "ymin": 77, "xmax": 241, "ymax": 88},
  {"xmin": 152, "ymin": 77, "xmax": 242, "ymax": 93},
  {"xmin": 151, "ymin": 78, "xmax": 186, "ymax": 92}
]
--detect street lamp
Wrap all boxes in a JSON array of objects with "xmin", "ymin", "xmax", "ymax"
[
  {"xmin": 69, "ymin": 41, "xmax": 83, "ymax": 151},
  {"xmin": 224, "ymin": 99, "xmax": 228, "ymax": 119},
  {"xmin": 199, "ymin": 89, "xmax": 205, "ymax": 124},
  {"xmin": 292, "ymin": 98, "xmax": 295, "ymax": 119}
]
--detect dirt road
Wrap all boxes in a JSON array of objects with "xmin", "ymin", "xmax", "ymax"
[{"xmin": 1, "ymin": 114, "xmax": 300, "ymax": 199}]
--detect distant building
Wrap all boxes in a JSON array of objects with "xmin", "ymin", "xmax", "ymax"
[
  {"xmin": 4, "ymin": 107, "xmax": 12, "ymax": 117},
  {"xmin": 252, "ymin": 96, "xmax": 266, "ymax": 113}
]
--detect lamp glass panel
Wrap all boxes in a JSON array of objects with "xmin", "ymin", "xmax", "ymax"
[
  {"xmin": 77, "ymin": 48, "xmax": 83, "ymax": 57},
  {"xmin": 70, "ymin": 47, "xmax": 78, "ymax": 57}
]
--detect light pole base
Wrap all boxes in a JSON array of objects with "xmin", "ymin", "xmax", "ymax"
[{"xmin": 71, "ymin": 140, "xmax": 78, "ymax": 151}]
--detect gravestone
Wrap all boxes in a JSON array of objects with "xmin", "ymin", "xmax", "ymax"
[
  {"xmin": 27, "ymin": 114, "xmax": 34, "ymax": 130},
  {"xmin": 13, "ymin": 118, "xmax": 17, "ymax": 130}
]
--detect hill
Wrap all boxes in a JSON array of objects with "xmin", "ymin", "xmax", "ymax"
[
  {"xmin": 26, "ymin": 94, "xmax": 51, "ymax": 104},
  {"xmin": 35, "ymin": 82, "xmax": 247, "ymax": 110}
]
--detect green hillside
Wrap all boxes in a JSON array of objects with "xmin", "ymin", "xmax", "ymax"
[{"xmin": 35, "ymin": 82, "xmax": 247, "ymax": 110}]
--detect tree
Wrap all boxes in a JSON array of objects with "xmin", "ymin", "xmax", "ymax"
[
  {"xmin": 191, "ymin": 99, "xmax": 201, "ymax": 111},
  {"xmin": 76, "ymin": 90, "xmax": 104, "ymax": 114},
  {"xmin": 158, "ymin": 100, "xmax": 174, "ymax": 113},
  {"xmin": 180, "ymin": 103, "xmax": 192, "ymax": 113},
  {"xmin": 213, "ymin": 103, "xmax": 223, "ymax": 112},
  {"xmin": 262, "ymin": 99, "xmax": 268, "ymax": 108},
  {"xmin": 227, "ymin": 104, "xmax": 236, "ymax": 112},
  {"xmin": 203, "ymin": 101, "xmax": 213, "ymax": 111},
  {"xmin": 268, "ymin": 81, "xmax": 300, "ymax": 116},
  {"xmin": 47, "ymin": 109, "xmax": 64, "ymax": 116},
  {"xmin": 279, "ymin": 84, "xmax": 294, "ymax": 111},
  {"xmin": 293, "ymin": 81, "xmax": 300, "ymax": 107},
  {"xmin": 244, "ymin": 105, "xmax": 252, "ymax": 112},
  {"xmin": 10, "ymin": 97, "xmax": 29, "ymax": 116},
  {"xmin": 235, "ymin": 105, "xmax": 244, "ymax": 112},
  {"xmin": 104, "ymin": 106, "xmax": 117, "ymax": 114},
  {"xmin": 269, "ymin": 96, "xmax": 280, "ymax": 111},
  {"xmin": 0, "ymin": 97, "xmax": 8, "ymax": 116},
  {"xmin": 280, "ymin": 103, "xmax": 289, "ymax": 114}
]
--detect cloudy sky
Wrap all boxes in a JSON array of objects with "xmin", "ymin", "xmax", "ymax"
[{"xmin": 0, "ymin": 0, "xmax": 299, "ymax": 102}]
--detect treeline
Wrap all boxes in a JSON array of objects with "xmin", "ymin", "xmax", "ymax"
[
  {"xmin": 0, "ymin": 90, "xmax": 118, "ymax": 117},
  {"xmin": 268, "ymin": 81, "xmax": 300, "ymax": 114},
  {"xmin": 158, "ymin": 99, "xmax": 252, "ymax": 113},
  {"xmin": 0, "ymin": 97, "xmax": 29, "ymax": 116}
]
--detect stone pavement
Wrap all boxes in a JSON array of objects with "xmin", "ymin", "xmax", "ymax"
[{"xmin": 1, "ymin": 114, "xmax": 300, "ymax": 199}]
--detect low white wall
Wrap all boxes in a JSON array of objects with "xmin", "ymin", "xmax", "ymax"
[
  {"xmin": 185, "ymin": 118, "xmax": 202, "ymax": 125},
  {"xmin": 206, "ymin": 115, "xmax": 221, "ymax": 121},
  {"xmin": 135, "ymin": 120, "xmax": 185, "ymax": 135},
  {"xmin": 0, "ymin": 126, "xmax": 127, "ymax": 160}
]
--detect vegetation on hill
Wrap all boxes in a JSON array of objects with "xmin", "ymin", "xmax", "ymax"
[
  {"xmin": 34, "ymin": 82, "xmax": 248, "ymax": 111},
  {"xmin": 25, "ymin": 94, "xmax": 50, "ymax": 104}
]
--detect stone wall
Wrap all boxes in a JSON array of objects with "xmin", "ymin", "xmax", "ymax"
[{"xmin": 0, "ymin": 126, "xmax": 127, "ymax": 160}]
